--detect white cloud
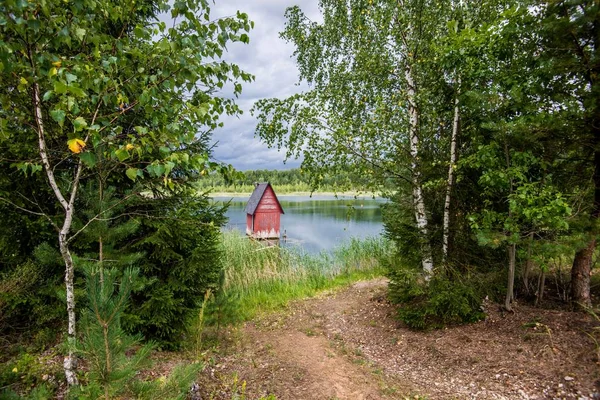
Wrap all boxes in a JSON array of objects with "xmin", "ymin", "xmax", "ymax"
[{"xmin": 209, "ymin": 0, "xmax": 320, "ymax": 170}]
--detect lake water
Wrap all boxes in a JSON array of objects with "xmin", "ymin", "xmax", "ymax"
[{"xmin": 211, "ymin": 195, "xmax": 385, "ymax": 254}]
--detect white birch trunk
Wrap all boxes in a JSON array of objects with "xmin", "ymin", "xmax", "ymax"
[
  {"xmin": 33, "ymin": 82, "xmax": 79, "ymax": 385},
  {"xmin": 442, "ymin": 79, "xmax": 460, "ymax": 261},
  {"xmin": 405, "ymin": 63, "xmax": 434, "ymax": 277}
]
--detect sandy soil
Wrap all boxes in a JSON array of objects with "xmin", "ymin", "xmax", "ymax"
[{"xmin": 196, "ymin": 278, "xmax": 600, "ymax": 399}]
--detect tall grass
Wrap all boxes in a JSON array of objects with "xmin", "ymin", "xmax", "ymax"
[{"xmin": 211, "ymin": 231, "xmax": 391, "ymax": 322}]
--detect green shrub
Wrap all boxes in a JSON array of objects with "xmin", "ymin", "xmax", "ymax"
[
  {"xmin": 123, "ymin": 193, "xmax": 226, "ymax": 349},
  {"xmin": 388, "ymin": 264, "xmax": 485, "ymax": 329},
  {"xmin": 0, "ymin": 256, "xmax": 64, "ymax": 343}
]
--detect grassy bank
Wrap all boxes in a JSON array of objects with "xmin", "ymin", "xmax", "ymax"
[{"xmin": 212, "ymin": 231, "xmax": 391, "ymax": 323}]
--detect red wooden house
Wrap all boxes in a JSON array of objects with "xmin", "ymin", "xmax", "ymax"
[{"xmin": 245, "ymin": 182, "xmax": 284, "ymax": 239}]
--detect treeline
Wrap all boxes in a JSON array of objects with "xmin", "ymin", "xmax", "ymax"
[
  {"xmin": 253, "ymin": 0, "xmax": 600, "ymax": 326},
  {"xmin": 196, "ymin": 168, "xmax": 373, "ymax": 193}
]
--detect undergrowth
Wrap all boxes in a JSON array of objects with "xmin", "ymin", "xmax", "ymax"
[{"xmin": 388, "ymin": 265, "xmax": 485, "ymax": 330}]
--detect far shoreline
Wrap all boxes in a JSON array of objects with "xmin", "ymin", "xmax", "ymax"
[{"xmin": 207, "ymin": 191, "xmax": 382, "ymax": 198}]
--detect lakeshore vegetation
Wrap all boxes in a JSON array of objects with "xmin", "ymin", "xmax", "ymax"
[
  {"xmin": 216, "ymin": 232, "xmax": 389, "ymax": 323},
  {"xmin": 1, "ymin": 0, "xmax": 600, "ymax": 398}
]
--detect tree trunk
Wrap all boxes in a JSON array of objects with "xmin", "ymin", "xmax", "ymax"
[
  {"xmin": 405, "ymin": 62, "xmax": 434, "ymax": 277},
  {"xmin": 535, "ymin": 268, "xmax": 546, "ymax": 307},
  {"xmin": 504, "ymin": 144, "xmax": 516, "ymax": 311},
  {"xmin": 442, "ymin": 78, "xmax": 460, "ymax": 262},
  {"xmin": 505, "ymin": 243, "xmax": 516, "ymax": 311},
  {"xmin": 570, "ymin": 146, "xmax": 600, "ymax": 308},
  {"xmin": 33, "ymin": 82, "xmax": 79, "ymax": 385},
  {"xmin": 59, "ymin": 232, "xmax": 78, "ymax": 386},
  {"xmin": 571, "ymin": 238, "xmax": 595, "ymax": 308},
  {"xmin": 523, "ymin": 232, "xmax": 534, "ymax": 294}
]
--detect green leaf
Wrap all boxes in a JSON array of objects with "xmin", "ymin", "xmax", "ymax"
[
  {"xmin": 115, "ymin": 149, "xmax": 129, "ymax": 162},
  {"xmin": 42, "ymin": 91, "xmax": 53, "ymax": 102},
  {"xmin": 73, "ymin": 117, "xmax": 87, "ymax": 131},
  {"xmin": 159, "ymin": 146, "xmax": 170, "ymax": 156},
  {"xmin": 197, "ymin": 104, "xmax": 209, "ymax": 117},
  {"xmin": 65, "ymin": 73, "xmax": 77, "ymax": 84},
  {"xmin": 75, "ymin": 28, "xmax": 86, "ymax": 41},
  {"xmin": 68, "ymin": 85, "xmax": 85, "ymax": 97},
  {"xmin": 164, "ymin": 161, "xmax": 175, "ymax": 175},
  {"xmin": 134, "ymin": 126, "xmax": 148, "ymax": 135},
  {"xmin": 126, "ymin": 168, "xmax": 139, "ymax": 181},
  {"xmin": 147, "ymin": 164, "xmax": 166, "ymax": 177},
  {"xmin": 30, "ymin": 164, "xmax": 42, "ymax": 174},
  {"xmin": 79, "ymin": 152, "xmax": 97, "ymax": 168},
  {"xmin": 50, "ymin": 109, "xmax": 66, "ymax": 126},
  {"xmin": 54, "ymin": 81, "xmax": 67, "ymax": 94},
  {"xmin": 134, "ymin": 26, "xmax": 145, "ymax": 38},
  {"xmin": 67, "ymin": 96, "xmax": 76, "ymax": 111}
]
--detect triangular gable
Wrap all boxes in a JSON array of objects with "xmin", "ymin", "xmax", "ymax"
[{"xmin": 244, "ymin": 182, "xmax": 284, "ymax": 215}]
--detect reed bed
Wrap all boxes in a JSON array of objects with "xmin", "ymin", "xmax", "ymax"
[{"xmin": 215, "ymin": 231, "xmax": 391, "ymax": 321}]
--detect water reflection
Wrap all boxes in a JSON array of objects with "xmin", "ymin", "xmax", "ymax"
[{"xmin": 212, "ymin": 195, "xmax": 385, "ymax": 254}]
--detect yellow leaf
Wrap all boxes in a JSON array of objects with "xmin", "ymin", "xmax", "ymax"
[
  {"xmin": 19, "ymin": 77, "xmax": 27, "ymax": 85},
  {"xmin": 12, "ymin": 367, "xmax": 17, "ymax": 373},
  {"xmin": 52, "ymin": 61, "xmax": 62, "ymax": 68},
  {"xmin": 125, "ymin": 143, "xmax": 135, "ymax": 151},
  {"xmin": 68, "ymin": 138, "xmax": 86, "ymax": 154}
]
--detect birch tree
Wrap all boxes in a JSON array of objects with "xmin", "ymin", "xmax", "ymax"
[
  {"xmin": 253, "ymin": 0, "xmax": 450, "ymax": 276},
  {"xmin": 0, "ymin": 0, "xmax": 252, "ymax": 383},
  {"xmin": 442, "ymin": 80, "xmax": 460, "ymax": 261}
]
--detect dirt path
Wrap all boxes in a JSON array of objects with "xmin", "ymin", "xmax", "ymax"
[
  {"xmin": 197, "ymin": 279, "xmax": 600, "ymax": 399},
  {"xmin": 251, "ymin": 330, "xmax": 382, "ymax": 399}
]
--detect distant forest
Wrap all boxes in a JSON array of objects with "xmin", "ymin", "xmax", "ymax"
[{"xmin": 196, "ymin": 168, "xmax": 374, "ymax": 194}]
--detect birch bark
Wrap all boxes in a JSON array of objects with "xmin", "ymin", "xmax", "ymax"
[
  {"xmin": 442, "ymin": 79, "xmax": 460, "ymax": 262},
  {"xmin": 405, "ymin": 63, "xmax": 434, "ymax": 277},
  {"xmin": 33, "ymin": 82, "xmax": 79, "ymax": 385}
]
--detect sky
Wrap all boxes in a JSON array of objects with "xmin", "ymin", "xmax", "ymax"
[{"xmin": 209, "ymin": 1, "xmax": 321, "ymax": 171}]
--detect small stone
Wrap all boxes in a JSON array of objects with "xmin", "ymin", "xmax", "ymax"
[{"xmin": 565, "ymin": 376, "xmax": 575, "ymax": 381}]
